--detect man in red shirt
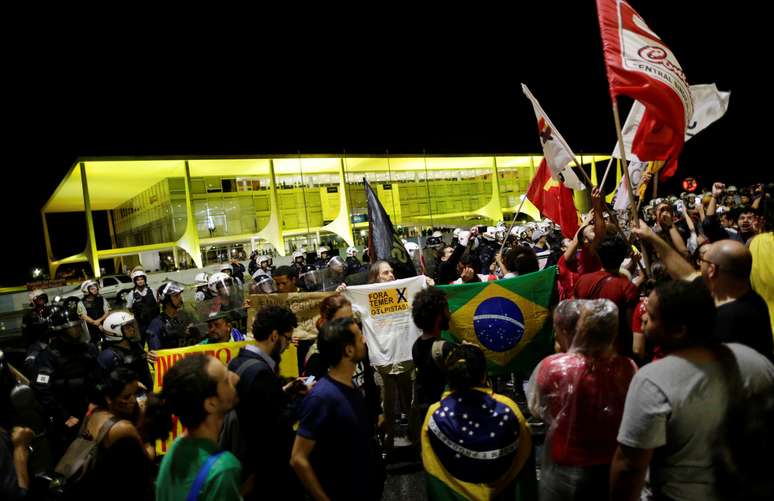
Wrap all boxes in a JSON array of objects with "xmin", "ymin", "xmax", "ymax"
[{"xmin": 574, "ymin": 232, "xmax": 639, "ymax": 358}]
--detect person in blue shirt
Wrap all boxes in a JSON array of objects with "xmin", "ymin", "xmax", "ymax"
[
  {"xmin": 291, "ymin": 317, "xmax": 380, "ymax": 501},
  {"xmin": 199, "ymin": 311, "xmax": 245, "ymax": 345}
]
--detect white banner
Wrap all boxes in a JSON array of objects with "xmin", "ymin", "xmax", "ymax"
[
  {"xmin": 343, "ymin": 275, "xmax": 427, "ymax": 367},
  {"xmin": 613, "ymin": 83, "xmax": 731, "ymax": 159}
]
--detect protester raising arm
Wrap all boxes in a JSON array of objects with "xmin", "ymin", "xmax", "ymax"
[
  {"xmin": 707, "ymin": 182, "xmax": 724, "ymax": 217},
  {"xmin": 631, "ymin": 220, "xmax": 696, "ymax": 280}
]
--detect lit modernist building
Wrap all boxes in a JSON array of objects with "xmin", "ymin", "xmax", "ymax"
[{"xmin": 41, "ymin": 154, "xmax": 614, "ymax": 277}]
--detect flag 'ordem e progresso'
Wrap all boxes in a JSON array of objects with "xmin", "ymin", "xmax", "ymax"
[{"xmin": 438, "ymin": 266, "xmax": 556, "ymax": 376}]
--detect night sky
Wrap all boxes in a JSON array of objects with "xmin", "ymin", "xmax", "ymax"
[{"xmin": 4, "ymin": 2, "xmax": 766, "ymax": 285}]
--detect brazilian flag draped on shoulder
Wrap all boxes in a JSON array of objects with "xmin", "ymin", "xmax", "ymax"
[{"xmin": 438, "ymin": 266, "xmax": 556, "ymax": 376}]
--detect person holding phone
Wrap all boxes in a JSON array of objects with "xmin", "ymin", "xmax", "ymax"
[{"xmin": 226, "ymin": 306, "xmax": 310, "ymax": 501}]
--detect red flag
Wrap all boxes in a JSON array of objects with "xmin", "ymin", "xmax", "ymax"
[
  {"xmin": 597, "ymin": 0, "xmax": 692, "ymax": 164},
  {"xmin": 526, "ymin": 159, "xmax": 579, "ymax": 239}
]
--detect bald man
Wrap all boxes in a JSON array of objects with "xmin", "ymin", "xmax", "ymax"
[
  {"xmin": 633, "ymin": 221, "xmax": 773, "ymax": 359},
  {"xmin": 700, "ymin": 240, "xmax": 773, "ymax": 358}
]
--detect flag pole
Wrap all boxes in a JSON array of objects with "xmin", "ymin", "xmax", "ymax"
[
  {"xmin": 612, "ymin": 99, "xmax": 651, "ymax": 274},
  {"xmin": 500, "ymin": 195, "xmax": 528, "ymax": 255},
  {"xmin": 599, "ymin": 156, "xmax": 615, "ymax": 188}
]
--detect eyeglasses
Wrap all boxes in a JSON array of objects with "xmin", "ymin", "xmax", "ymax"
[{"xmin": 699, "ymin": 257, "xmax": 722, "ymax": 270}]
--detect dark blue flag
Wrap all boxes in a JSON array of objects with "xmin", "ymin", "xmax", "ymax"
[{"xmin": 364, "ymin": 178, "xmax": 417, "ymax": 279}]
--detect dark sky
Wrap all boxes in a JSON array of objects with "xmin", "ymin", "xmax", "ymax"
[{"xmin": 4, "ymin": 2, "xmax": 766, "ymax": 285}]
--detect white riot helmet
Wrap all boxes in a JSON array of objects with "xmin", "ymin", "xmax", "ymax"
[
  {"xmin": 327, "ymin": 256, "xmax": 347, "ymax": 274},
  {"xmin": 432, "ymin": 230, "xmax": 443, "ymax": 238},
  {"xmin": 219, "ymin": 263, "xmax": 233, "ymax": 275},
  {"xmin": 194, "ymin": 272, "xmax": 209, "ymax": 286},
  {"xmin": 483, "ymin": 226, "xmax": 497, "ymax": 241},
  {"xmin": 346, "ymin": 246, "xmax": 358, "ymax": 258},
  {"xmin": 130, "ymin": 269, "xmax": 147, "ymax": 281},
  {"xmin": 496, "ymin": 229, "xmax": 506, "ymax": 242},
  {"xmin": 81, "ymin": 280, "xmax": 99, "ymax": 295},
  {"xmin": 252, "ymin": 274, "xmax": 277, "ymax": 294},
  {"xmin": 453, "ymin": 228, "xmax": 462, "ymax": 239},
  {"xmin": 208, "ymin": 272, "xmax": 234, "ymax": 295},
  {"xmin": 404, "ymin": 241, "xmax": 420, "ymax": 258},
  {"xmin": 292, "ymin": 251, "xmax": 305, "ymax": 262},
  {"xmin": 101, "ymin": 310, "xmax": 140, "ymax": 343},
  {"xmin": 318, "ymin": 246, "xmax": 330, "ymax": 257},
  {"xmin": 157, "ymin": 281, "xmax": 185, "ymax": 306},
  {"xmin": 258, "ymin": 255, "xmax": 271, "ymax": 265}
]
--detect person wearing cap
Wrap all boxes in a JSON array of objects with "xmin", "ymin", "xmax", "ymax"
[
  {"xmin": 199, "ymin": 311, "xmax": 246, "ymax": 345},
  {"xmin": 77, "ymin": 279, "xmax": 111, "ymax": 346},
  {"xmin": 125, "ymin": 267, "xmax": 159, "ymax": 346}
]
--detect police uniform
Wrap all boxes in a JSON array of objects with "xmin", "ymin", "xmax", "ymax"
[
  {"xmin": 147, "ymin": 312, "xmax": 199, "ymax": 350},
  {"xmin": 127, "ymin": 287, "xmax": 159, "ymax": 344},
  {"xmin": 24, "ymin": 337, "xmax": 98, "ymax": 455},
  {"xmin": 79, "ymin": 294, "xmax": 109, "ymax": 346},
  {"xmin": 97, "ymin": 342, "xmax": 153, "ymax": 390}
]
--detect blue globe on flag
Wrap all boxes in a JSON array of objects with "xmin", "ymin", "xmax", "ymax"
[{"xmin": 473, "ymin": 297, "xmax": 525, "ymax": 352}]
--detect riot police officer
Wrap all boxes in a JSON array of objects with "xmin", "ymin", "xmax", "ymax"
[
  {"xmin": 345, "ymin": 246, "xmax": 365, "ymax": 275},
  {"xmin": 257, "ymin": 255, "xmax": 272, "ymax": 276},
  {"xmin": 24, "ymin": 302, "xmax": 99, "ymax": 457},
  {"xmin": 21, "ymin": 289, "xmax": 49, "ymax": 346},
  {"xmin": 125, "ymin": 268, "xmax": 159, "ymax": 346},
  {"xmin": 97, "ymin": 311, "xmax": 153, "ymax": 390},
  {"xmin": 147, "ymin": 281, "xmax": 200, "ymax": 349},
  {"xmin": 314, "ymin": 246, "xmax": 331, "ymax": 269},
  {"xmin": 77, "ymin": 280, "xmax": 110, "ymax": 346},
  {"xmin": 207, "ymin": 272, "xmax": 246, "ymax": 332},
  {"xmin": 247, "ymin": 250, "xmax": 260, "ymax": 277}
]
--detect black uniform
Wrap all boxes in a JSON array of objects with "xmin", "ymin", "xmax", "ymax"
[
  {"xmin": 129, "ymin": 287, "xmax": 159, "ymax": 345},
  {"xmin": 147, "ymin": 312, "xmax": 199, "ymax": 350},
  {"xmin": 97, "ymin": 343, "xmax": 153, "ymax": 390},
  {"xmin": 346, "ymin": 256, "xmax": 365, "ymax": 275},
  {"xmin": 82, "ymin": 295, "xmax": 107, "ymax": 346},
  {"xmin": 21, "ymin": 307, "xmax": 48, "ymax": 346},
  {"xmin": 248, "ymin": 259, "xmax": 259, "ymax": 277},
  {"xmin": 24, "ymin": 338, "xmax": 99, "ymax": 456}
]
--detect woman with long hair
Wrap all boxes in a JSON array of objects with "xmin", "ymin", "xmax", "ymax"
[{"xmin": 75, "ymin": 368, "xmax": 154, "ymax": 500}]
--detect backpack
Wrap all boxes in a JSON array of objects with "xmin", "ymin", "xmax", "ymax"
[
  {"xmin": 48, "ymin": 414, "xmax": 117, "ymax": 497},
  {"xmin": 218, "ymin": 357, "xmax": 269, "ymax": 462}
]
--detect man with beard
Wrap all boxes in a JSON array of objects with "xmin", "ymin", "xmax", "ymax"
[
  {"xmin": 227, "ymin": 305, "xmax": 309, "ymax": 501},
  {"xmin": 291, "ymin": 317, "xmax": 380, "ymax": 501}
]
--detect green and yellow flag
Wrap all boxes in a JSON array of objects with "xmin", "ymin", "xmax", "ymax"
[{"xmin": 438, "ymin": 266, "xmax": 556, "ymax": 376}]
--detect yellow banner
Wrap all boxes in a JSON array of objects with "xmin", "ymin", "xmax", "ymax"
[{"xmin": 152, "ymin": 339, "xmax": 297, "ymax": 454}]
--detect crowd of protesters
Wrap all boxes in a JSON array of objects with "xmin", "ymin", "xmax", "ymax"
[{"xmin": 1, "ymin": 178, "xmax": 773, "ymax": 500}]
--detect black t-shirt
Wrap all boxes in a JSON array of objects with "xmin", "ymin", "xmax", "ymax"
[
  {"xmin": 412, "ymin": 336, "xmax": 448, "ymax": 407},
  {"xmin": 714, "ymin": 289, "xmax": 774, "ymax": 360}
]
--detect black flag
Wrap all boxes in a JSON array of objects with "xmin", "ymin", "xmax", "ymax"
[{"xmin": 364, "ymin": 178, "xmax": 417, "ymax": 279}]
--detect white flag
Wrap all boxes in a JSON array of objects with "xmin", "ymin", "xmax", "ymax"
[
  {"xmin": 521, "ymin": 83, "xmax": 586, "ymax": 191},
  {"xmin": 613, "ymin": 160, "xmax": 648, "ymax": 211},
  {"xmin": 613, "ymin": 83, "xmax": 731, "ymax": 159},
  {"xmin": 343, "ymin": 275, "xmax": 427, "ymax": 367}
]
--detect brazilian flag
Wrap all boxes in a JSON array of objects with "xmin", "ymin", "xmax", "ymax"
[{"xmin": 438, "ymin": 266, "xmax": 556, "ymax": 376}]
